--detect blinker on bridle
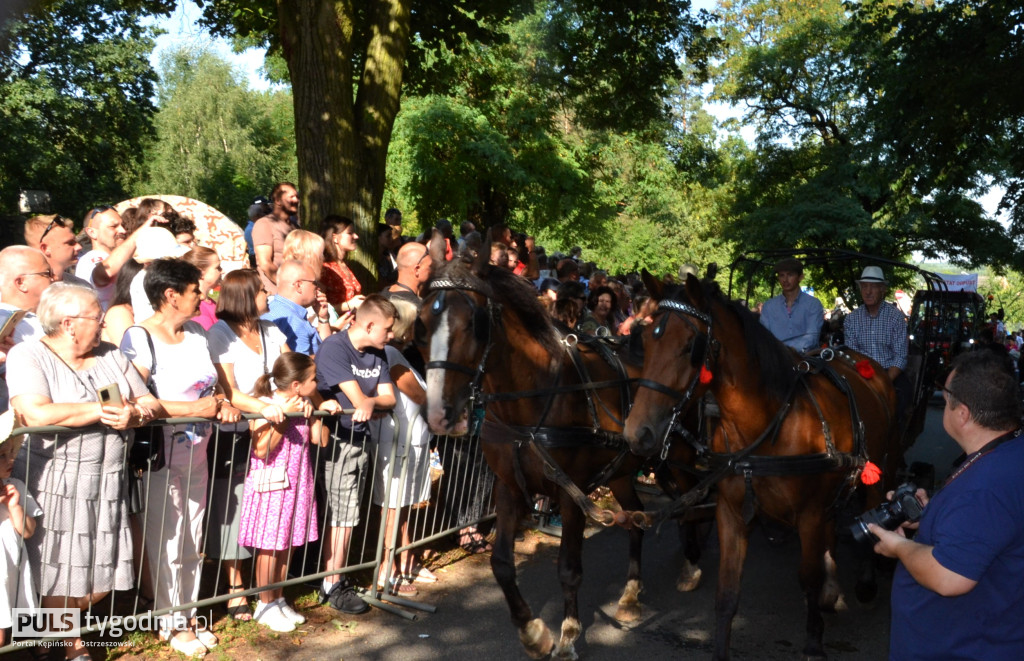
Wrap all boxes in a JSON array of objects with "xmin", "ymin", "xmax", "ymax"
[
  {"xmin": 424, "ymin": 278, "xmax": 501, "ymax": 408},
  {"xmin": 636, "ymin": 298, "xmax": 716, "ymax": 459}
]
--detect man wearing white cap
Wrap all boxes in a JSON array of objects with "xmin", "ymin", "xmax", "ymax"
[{"xmin": 844, "ymin": 266, "xmax": 910, "ymax": 411}]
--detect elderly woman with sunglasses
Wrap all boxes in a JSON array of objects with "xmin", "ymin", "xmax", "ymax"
[
  {"xmin": 7, "ymin": 283, "xmax": 199, "ymax": 661},
  {"xmin": 120, "ymin": 259, "xmax": 240, "ymax": 657}
]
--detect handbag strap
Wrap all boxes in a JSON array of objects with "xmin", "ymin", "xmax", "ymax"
[
  {"xmin": 40, "ymin": 339, "xmax": 96, "ymax": 397},
  {"xmin": 260, "ymin": 324, "xmax": 268, "ymax": 375},
  {"xmin": 128, "ymin": 325, "xmax": 158, "ymax": 395}
]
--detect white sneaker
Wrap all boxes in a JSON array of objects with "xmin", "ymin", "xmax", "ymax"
[
  {"xmin": 254, "ymin": 602, "xmax": 296, "ymax": 632},
  {"xmin": 276, "ymin": 598, "xmax": 306, "ymax": 624}
]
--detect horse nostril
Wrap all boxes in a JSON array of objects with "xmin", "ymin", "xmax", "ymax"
[{"xmin": 638, "ymin": 425, "xmax": 657, "ymax": 457}]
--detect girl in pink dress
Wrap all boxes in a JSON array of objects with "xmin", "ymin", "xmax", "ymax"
[{"xmin": 238, "ymin": 352, "xmax": 330, "ymax": 632}]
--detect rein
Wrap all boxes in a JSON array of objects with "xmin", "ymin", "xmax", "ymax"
[
  {"xmin": 424, "ymin": 275, "xmax": 639, "ymax": 525},
  {"xmin": 626, "ymin": 297, "xmax": 875, "ymax": 530}
]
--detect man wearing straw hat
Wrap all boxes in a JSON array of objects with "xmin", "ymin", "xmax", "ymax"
[{"xmin": 844, "ymin": 266, "xmax": 910, "ymax": 415}]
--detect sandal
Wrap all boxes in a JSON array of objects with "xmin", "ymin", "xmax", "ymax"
[
  {"xmin": 194, "ymin": 627, "xmax": 218, "ymax": 649},
  {"xmin": 459, "ymin": 533, "xmax": 493, "ymax": 554},
  {"xmin": 226, "ymin": 584, "xmax": 252, "ymax": 621},
  {"xmin": 377, "ymin": 576, "xmax": 418, "ymax": 597},
  {"xmin": 405, "ymin": 565, "xmax": 439, "ymax": 583},
  {"xmin": 165, "ymin": 631, "xmax": 207, "ymax": 658}
]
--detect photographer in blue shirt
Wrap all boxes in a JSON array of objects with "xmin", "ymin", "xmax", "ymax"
[{"xmin": 870, "ymin": 351, "xmax": 1024, "ymax": 660}]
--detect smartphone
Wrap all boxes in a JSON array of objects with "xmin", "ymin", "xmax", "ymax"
[
  {"xmin": 0, "ymin": 309, "xmax": 28, "ymax": 343},
  {"xmin": 97, "ymin": 383, "xmax": 122, "ymax": 406}
]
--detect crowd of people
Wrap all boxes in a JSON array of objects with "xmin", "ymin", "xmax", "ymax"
[{"xmin": 1, "ymin": 186, "xmax": 1022, "ymax": 660}]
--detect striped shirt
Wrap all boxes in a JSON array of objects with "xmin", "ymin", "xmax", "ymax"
[{"xmin": 843, "ymin": 301, "xmax": 908, "ymax": 370}]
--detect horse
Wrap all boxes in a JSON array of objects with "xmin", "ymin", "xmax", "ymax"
[
  {"xmin": 420, "ymin": 247, "xmax": 707, "ymax": 660},
  {"xmin": 622, "ymin": 273, "xmax": 900, "ymax": 661}
]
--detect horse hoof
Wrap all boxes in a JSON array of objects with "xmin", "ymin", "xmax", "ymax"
[
  {"xmin": 553, "ymin": 646, "xmax": 579, "ymax": 661},
  {"xmin": 676, "ymin": 567, "xmax": 702, "ymax": 592},
  {"xmin": 520, "ymin": 618, "xmax": 554, "ymax": 659},
  {"xmin": 614, "ymin": 600, "xmax": 641, "ymax": 623},
  {"xmin": 820, "ymin": 592, "xmax": 847, "ymax": 613}
]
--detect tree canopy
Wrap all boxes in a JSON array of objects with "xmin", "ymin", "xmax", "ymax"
[
  {"xmin": 138, "ymin": 47, "xmax": 297, "ymax": 224},
  {"xmin": 0, "ymin": 0, "xmax": 169, "ymax": 220}
]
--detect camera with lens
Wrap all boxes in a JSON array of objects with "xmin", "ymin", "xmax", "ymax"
[{"xmin": 850, "ymin": 482, "xmax": 924, "ymax": 545}]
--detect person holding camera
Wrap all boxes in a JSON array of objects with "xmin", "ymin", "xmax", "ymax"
[{"xmin": 869, "ymin": 350, "xmax": 1024, "ymax": 660}]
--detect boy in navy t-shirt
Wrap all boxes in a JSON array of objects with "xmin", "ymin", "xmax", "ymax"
[{"xmin": 314, "ymin": 295, "xmax": 396, "ymax": 613}]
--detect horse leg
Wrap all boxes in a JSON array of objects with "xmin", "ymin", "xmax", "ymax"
[
  {"xmin": 491, "ymin": 482, "xmax": 554, "ymax": 659},
  {"xmin": 608, "ymin": 478, "xmax": 644, "ymax": 622},
  {"xmin": 713, "ymin": 496, "xmax": 750, "ymax": 661},
  {"xmin": 553, "ymin": 494, "xmax": 585, "ymax": 661},
  {"xmin": 676, "ymin": 518, "xmax": 703, "ymax": 592},
  {"xmin": 819, "ymin": 524, "xmax": 845, "ymax": 612},
  {"xmin": 797, "ymin": 509, "xmax": 829, "ymax": 660}
]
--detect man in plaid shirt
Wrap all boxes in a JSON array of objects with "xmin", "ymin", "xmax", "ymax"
[{"xmin": 844, "ymin": 266, "xmax": 910, "ymax": 416}]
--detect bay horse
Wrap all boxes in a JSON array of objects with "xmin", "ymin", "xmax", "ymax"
[
  {"xmin": 623, "ymin": 273, "xmax": 899, "ymax": 660},
  {"xmin": 420, "ymin": 248, "xmax": 707, "ymax": 660}
]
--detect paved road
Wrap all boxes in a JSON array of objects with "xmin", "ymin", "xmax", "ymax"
[{"xmin": 288, "ymin": 399, "xmax": 956, "ymax": 660}]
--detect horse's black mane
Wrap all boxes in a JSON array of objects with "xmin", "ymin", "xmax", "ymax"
[
  {"xmin": 431, "ymin": 258, "xmax": 564, "ymax": 358},
  {"xmin": 665, "ymin": 279, "xmax": 799, "ymax": 406}
]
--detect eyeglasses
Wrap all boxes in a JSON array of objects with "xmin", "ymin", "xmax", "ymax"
[
  {"xmin": 19, "ymin": 269, "xmax": 54, "ymax": 281},
  {"xmin": 68, "ymin": 314, "xmax": 103, "ymax": 323},
  {"xmin": 87, "ymin": 205, "xmax": 114, "ymax": 221},
  {"xmin": 39, "ymin": 215, "xmax": 67, "ymax": 243},
  {"xmin": 296, "ymin": 279, "xmax": 322, "ymax": 288},
  {"xmin": 939, "ymin": 384, "xmax": 958, "ymax": 403}
]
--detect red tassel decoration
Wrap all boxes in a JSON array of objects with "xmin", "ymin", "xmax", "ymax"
[
  {"xmin": 699, "ymin": 365, "xmax": 713, "ymax": 385},
  {"xmin": 855, "ymin": 359, "xmax": 875, "ymax": 380},
  {"xmin": 861, "ymin": 461, "xmax": 882, "ymax": 485}
]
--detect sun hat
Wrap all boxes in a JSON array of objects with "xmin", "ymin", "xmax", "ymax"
[
  {"xmin": 134, "ymin": 226, "xmax": 190, "ymax": 263},
  {"xmin": 857, "ymin": 266, "xmax": 888, "ymax": 284}
]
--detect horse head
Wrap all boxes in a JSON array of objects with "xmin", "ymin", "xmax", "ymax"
[
  {"xmin": 624, "ymin": 271, "xmax": 715, "ymax": 457},
  {"xmin": 419, "ymin": 243, "xmax": 498, "ymax": 436}
]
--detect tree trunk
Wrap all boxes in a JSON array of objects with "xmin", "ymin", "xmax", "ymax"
[{"xmin": 277, "ymin": 0, "xmax": 410, "ymax": 289}]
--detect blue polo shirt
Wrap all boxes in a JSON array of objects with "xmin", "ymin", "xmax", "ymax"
[{"xmin": 262, "ymin": 295, "xmax": 320, "ymax": 355}]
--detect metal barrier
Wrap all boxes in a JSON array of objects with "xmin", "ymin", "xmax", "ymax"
[{"xmin": 0, "ymin": 411, "xmax": 495, "ymax": 653}]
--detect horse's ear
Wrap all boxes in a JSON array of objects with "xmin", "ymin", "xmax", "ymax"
[
  {"xmin": 428, "ymin": 229, "xmax": 446, "ymax": 274},
  {"xmin": 642, "ymin": 269, "xmax": 664, "ymax": 300},
  {"xmin": 685, "ymin": 272, "xmax": 707, "ymax": 309}
]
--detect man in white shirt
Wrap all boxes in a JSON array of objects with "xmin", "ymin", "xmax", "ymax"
[
  {"xmin": 0, "ymin": 246, "xmax": 54, "ymax": 410},
  {"xmin": 74, "ymin": 206, "xmax": 151, "ymax": 309}
]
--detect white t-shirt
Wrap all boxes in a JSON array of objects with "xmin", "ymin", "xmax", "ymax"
[
  {"xmin": 120, "ymin": 321, "xmax": 218, "ymax": 467},
  {"xmin": 129, "ymin": 270, "xmax": 154, "ymax": 324},
  {"xmin": 207, "ymin": 320, "xmax": 288, "ymax": 395},
  {"xmin": 74, "ymin": 249, "xmax": 117, "ymax": 310}
]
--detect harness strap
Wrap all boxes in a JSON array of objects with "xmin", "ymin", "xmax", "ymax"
[{"xmin": 564, "ymin": 340, "xmax": 601, "ymax": 429}]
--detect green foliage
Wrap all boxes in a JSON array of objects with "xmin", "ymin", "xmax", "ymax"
[
  {"xmin": 0, "ymin": 0, "xmax": 167, "ymax": 221},
  {"xmin": 137, "ymin": 46, "xmax": 297, "ymax": 223},
  {"xmin": 849, "ymin": 0, "xmax": 1024, "ymax": 263},
  {"xmin": 384, "ymin": 6, "xmax": 736, "ymax": 278},
  {"xmin": 709, "ymin": 0, "xmax": 1023, "ymax": 272}
]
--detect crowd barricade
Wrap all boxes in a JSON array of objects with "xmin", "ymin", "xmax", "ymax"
[{"xmin": 0, "ymin": 411, "xmax": 495, "ymax": 653}]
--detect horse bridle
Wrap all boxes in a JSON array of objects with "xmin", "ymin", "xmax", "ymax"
[
  {"xmin": 423, "ymin": 278, "xmax": 501, "ymax": 410},
  {"xmin": 635, "ymin": 299, "xmax": 718, "ymax": 459}
]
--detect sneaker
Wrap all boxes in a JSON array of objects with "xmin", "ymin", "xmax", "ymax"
[
  {"xmin": 319, "ymin": 579, "xmax": 369, "ymax": 615},
  {"xmin": 277, "ymin": 598, "xmax": 306, "ymax": 624},
  {"xmin": 254, "ymin": 602, "xmax": 297, "ymax": 633}
]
